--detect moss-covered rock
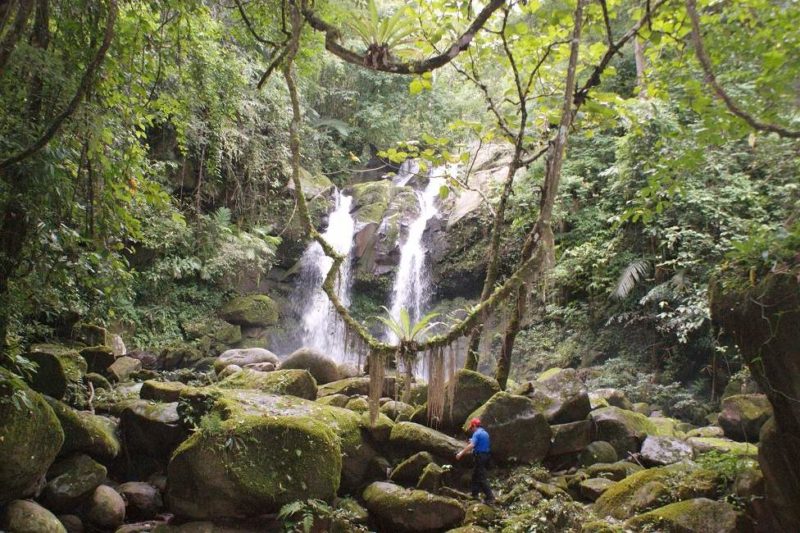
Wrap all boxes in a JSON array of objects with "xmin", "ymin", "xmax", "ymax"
[
  {"xmin": 218, "ymin": 368, "xmax": 317, "ymax": 400},
  {"xmin": 0, "ymin": 500, "xmax": 66, "ymax": 533},
  {"xmin": 86, "ymin": 484, "xmax": 126, "ymax": 529},
  {"xmin": 346, "ymin": 396, "xmax": 370, "ymax": 413},
  {"xmin": 548, "ymin": 420, "xmax": 592, "ymax": 456},
  {"xmin": 45, "ymin": 397, "xmax": 120, "ymax": 461},
  {"xmin": 213, "ymin": 348, "xmax": 280, "ymax": 374},
  {"xmin": 640, "ymin": 436, "xmax": 694, "ymax": 466},
  {"xmin": 417, "ymin": 462, "xmax": 444, "ymax": 492},
  {"xmin": 464, "ymin": 392, "xmax": 552, "ymax": 463},
  {"xmin": 141, "ymin": 380, "xmax": 189, "ymax": 403},
  {"xmin": 362, "ymin": 481, "xmax": 465, "ymax": 531},
  {"xmin": 43, "ymin": 454, "xmax": 107, "ymax": 512},
  {"xmin": 0, "ymin": 376, "xmax": 64, "ymax": 503},
  {"xmin": 389, "ymin": 421, "xmax": 463, "ymax": 459},
  {"xmin": 579, "ymin": 477, "xmax": 616, "ymax": 501},
  {"xmin": 444, "ymin": 369, "xmax": 501, "ymax": 429},
  {"xmin": 686, "ymin": 437, "xmax": 758, "ymax": 456},
  {"xmin": 589, "ymin": 407, "xmax": 657, "ymax": 456},
  {"xmin": 624, "ymin": 498, "xmax": 738, "ymax": 532},
  {"xmin": 80, "ymin": 346, "xmax": 116, "ymax": 374},
  {"xmin": 390, "ymin": 451, "xmax": 435, "ymax": 486},
  {"xmin": 26, "ymin": 344, "xmax": 87, "ymax": 400},
  {"xmin": 380, "ymin": 400, "xmax": 416, "ymax": 421},
  {"xmin": 220, "ymin": 294, "xmax": 279, "ymax": 328},
  {"xmin": 108, "ymin": 356, "xmax": 143, "ymax": 382},
  {"xmin": 360, "ymin": 411, "xmax": 395, "ymax": 442},
  {"xmin": 579, "ymin": 441, "xmax": 618, "ymax": 467},
  {"xmin": 120, "ymin": 400, "xmax": 187, "ymax": 460},
  {"xmin": 280, "ymin": 347, "xmax": 341, "ymax": 385},
  {"xmin": 118, "ymin": 481, "xmax": 163, "ymax": 520},
  {"xmin": 686, "ymin": 425, "xmax": 724, "ymax": 438},
  {"xmin": 585, "ymin": 461, "xmax": 643, "ymax": 481},
  {"xmin": 718, "ymin": 393, "xmax": 772, "ymax": 442},
  {"xmin": 317, "ymin": 393, "xmax": 350, "ymax": 407},
  {"xmin": 350, "ymin": 180, "xmax": 393, "ymax": 225},
  {"xmin": 514, "ymin": 368, "xmax": 591, "ymax": 424},
  {"xmin": 182, "ymin": 317, "xmax": 242, "ymax": 355},
  {"xmin": 592, "ymin": 388, "xmax": 633, "ymax": 411},
  {"xmin": 160, "ymin": 345, "xmax": 204, "ymax": 371}
]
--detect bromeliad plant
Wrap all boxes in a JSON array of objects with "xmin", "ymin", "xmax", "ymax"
[
  {"xmin": 347, "ymin": 0, "xmax": 416, "ymax": 68},
  {"xmin": 373, "ymin": 306, "xmax": 440, "ymax": 343}
]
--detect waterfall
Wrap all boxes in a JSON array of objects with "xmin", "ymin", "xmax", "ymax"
[
  {"xmin": 297, "ymin": 190, "xmax": 356, "ymax": 363},
  {"xmin": 387, "ymin": 165, "xmax": 448, "ymax": 342}
]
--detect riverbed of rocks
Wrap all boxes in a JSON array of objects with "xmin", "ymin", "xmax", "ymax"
[{"xmin": 0, "ymin": 334, "xmax": 774, "ymax": 532}]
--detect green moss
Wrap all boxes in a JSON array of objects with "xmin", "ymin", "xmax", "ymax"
[
  {"xmin": 26, "ymin": 345, "xmax": 87, "ymax": 400},
  {"xmin": 687, "ymin": 437, "xmax": 758, "ymax": 456},
  {"xmin": 624, "ymin": 498, "xmax": 738, "ymax": 532},
  {"xmin": 594, "ymin": 464, "xmax": 679, "ymax": 519},
  {"xmin": 220, "ymin": 295, "xmax": 279, "ymax": 327},
  {"xmin": 44, "ymin": 397, "xmax": 121, "ymax": 461},
  {"xmin": 218, "ymin": 369, "xmax": 317, "ymax": 400},
  {"xmin": 350, "ymin": 181, "xmax": 393, "ymax": 224}
]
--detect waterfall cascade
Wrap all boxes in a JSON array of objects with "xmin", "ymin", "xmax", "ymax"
[{"xmin": 297, "ymin": 190, "xmax": 356, "ymax": 363}]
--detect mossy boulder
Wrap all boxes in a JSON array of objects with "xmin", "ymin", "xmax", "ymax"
[
  {"xmin": 444, "ymin": 369, "xmax": 501, "ymax": 429},
  {"xmin": 80, "ymin": 346, "xmax": 117, "ymax": 374},
  {"xmin": 585, "ymin": 461, "xmax": 644, "ymax": 481},
  {"xmin": 118, "ymin": 481, "xmax": 163, "ymax": 520},
  {"xmin": 624, "ymin": 498, "xmax": 739, "ymax": 532},
  {"xmin": 464, "ymin": 392, "xmax": 552, "ymax": 463},
  {"xmin": 26, "ymin": 344, "xmax": 87, "ymax": 400},
  {"xmin": 346, "ymin": 396, "xmax": 370, "ymax": 413},
  {"xmin": 318, "ymin": 376, "xmax": 396, "ymax": 398},
  {"xmin": 390, "ymin": 451, "xmax": 435, "ymax": 486},
  {"xmin": 514, "ymin": 368, "xmax": 591, "ymax": 424},
  {"xmin": 288, "ymin": 166, "xmax": 334, "ymax": 198},
  {"xmin": 686, "ymin": 425, "xmax": 724, "ymax": 438},
  {"xmin": 108, "ymin": 356, "xmax": 143, "ymax": 382},
  {"xmin": 380, "ymin": 400, "xmax": 416, "ymax": 420},
  {"xmin": 362, "ymin": 481, "xmax": 465, "ymax": 531},
  {"xmin": 579, "ymin": 477, "xmax": 616, "ymax": 501},
  {"xmin": 640, "ymin": 436, "xmax": 694, "ymax": 466},
  {"xmin": 360, "ymin": 411, "xmax": 395, "ymax": 442},
  {"xmin": 220, "ymin": 295, "xmax": 279, "ymax": 327},
  {"xmin": 1, "ymin": 500, "xmax": 66, "ymax": 533},
  {"xmin": 718, "ymin": 393, "xmax": 772, "ymax": 442},
  {"xmin": 182, "ymin": 317, "xmax": 242, "ymax": 355},
  {"xmin": 167, "ymin": 390, "xmax": 362, "ymax": 519},
  {"xmin": 159, "ymin": 345, "xmax": 203, "ymax": 371},
  {"xmin": 389, "ymin": 422, "xmax": 463, "ymax": 460},
  {"xmin": 549, "ymin": 420, "xmax": 592, "ymax": 456},
  {"xmin": 218, "ymin": 368, "xmax": 317, "ymax": 400},
  {"xmin": 589, "ymin": 406, "xmax": 657, "ymax": 456},
  {"xmin": 213, "ymin": 348, "xmax": 280, "ymax": 374},
  {"xmin": 45, "ymin": 397, "xmax": 121, "ymax": 461},
  {"xmin": 579, "ymin": 441, "xmax": 618, "ymax": 466},
  {"xmin": 120, "ymin": 400, "xmax": 188, "ymax": 459},
  {"xmin": 592, "ymin": 388, "xmax": 633, "ymax": 411},
  {"xmin": 350, "ymin": 180, "xmax": 393, "ymax": 225},
  {"xmin": 0, "ymin": 378, "xmax": 64, "ymax": 503},
  {"xmin": 417, "ymin": 462, "xmax": 445, "ymax": 492},
  {"xmin": 86, "ymin": 484, "xmax": 126, "ymax": 529},
  {"xmin": 141, "ymin": 380, "xmax": 189, "ymax": 403},
  {"xmin": 280, "ymin": 347, "xmax": 341, "ymax": 385},
  {"xmin": 43, "ymin": 454, "xmax": 107, "ymax": 512},
  {"xmin": 686, "ymin": 437, "xmax": 758, "ymax": 456},
  {"xmin": 317, "ymin": 393, "xmax": 350, "ymax": 407}
]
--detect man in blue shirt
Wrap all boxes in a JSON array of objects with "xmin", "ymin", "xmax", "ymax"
[{"xmin": 455, "ymin": 417, "xmax": 495, "ymax": 503}]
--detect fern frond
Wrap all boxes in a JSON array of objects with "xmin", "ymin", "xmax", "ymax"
[{"xmin": 612, "ymin": 259, "xmax": 650, "ymax": 300}]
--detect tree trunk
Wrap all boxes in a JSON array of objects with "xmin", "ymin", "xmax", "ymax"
[
  {"xmin": 0, "ymin": 198, "xmax": 28, "ymax": 364},
  {"xmin": 634, "ymin": 35, "xmax": 647, "ymax": 98}
]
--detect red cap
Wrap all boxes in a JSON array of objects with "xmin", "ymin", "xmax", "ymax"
[{"xmin": 469, "ymin": 418, "xmax": 481, "ymax": 428}]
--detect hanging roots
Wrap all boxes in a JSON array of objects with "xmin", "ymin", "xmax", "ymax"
[
  {"xmin": 368, "ymin": 350, "xmax": 385, "ymax": 425},
  {"xmin": 427, "ymin": 346, "xmax": 445, "ymax": 428}
]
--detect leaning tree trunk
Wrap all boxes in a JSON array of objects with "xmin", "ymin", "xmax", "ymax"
[{"xmin": 710, "ymin": 273, "xmax": 800, "ymax": 530}]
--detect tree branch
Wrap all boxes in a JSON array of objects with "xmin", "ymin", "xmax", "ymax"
[{"xmin": 234, "ymin": 0, "xmax": 280, "ymax": 47}]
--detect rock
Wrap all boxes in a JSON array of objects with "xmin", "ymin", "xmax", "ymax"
[
  {"xmin": 316, "ymin": 393, "xmax": 349, "ymax": 407},
  {"xmin": 85, "ymin": 372, "xmax": 111, "ymax": 390},
  {"xmin": 579, "ymin": 478, "xmax": 616, "ymax": 501},
  {"xmin": 346, "ymin": 396, "xmax": 370, "ymax": 412},
  {"xmin": 362, "ymin": 482, "xmax": 465, "ymax": 531},
  {"xmin": 389, "ymin": 422, "xmax": 463, "ymax": 460},
  {"xmin": 464, "ymin": 392, "xmax": 552, "ymax": 463},
  {"xmin": 167, "ymin": 390, "xmax": 363, "ymax": 519},
  {"xmin": 649, "ymin": 416, "xmax": 682, "ymax": 437},
  {"xmin": 86, "ymin": 485, "xmax": 125, "ymax": 529},
  {"xmin": 443, "ymin": 369, "xmax": 500, "ymax": 429},
  {"xmin": 26, "ymin": 344, "xmax": 87, "ymax": 400},
  {"xmin": 218, "ymin": 364, "xmax": 242, "ymax": 379},
  {"xmin": 57, "ymin": 514, "xmax": 83, "ymax": 533},
  {"xmin": 686, "ymin": 425, "xmax": 724, "ymax": 438},
  {"xmin": 686, "ymin": 437, "xmax": 758, "ymax": 456},
  {"xmin": 43, "ymin": 454, "xmax": 107, "ymax": 513},
  {"xmin": 514, "ymin": 368, "xmax": 591, "ymax": 423},
  {"xmin": 350, "ymin": 180, "xmax": 393, "ymax": 225},
  {"xmin": 464, "ymin": 502, "xmax": 496, "ymax": 526},
  {"xmin": 718, "ymin": 393, "xmax": 772, "ymax": 442},
  {"xmin": 0, "ymin": 500, "xmax": 66, "ymax": 533},
  {"xmin": 140, "ymin": 380, "xmax": 188, "ymax": 402},
  {"xmin": 632, "ymin": 402, "xmax": 651, "ymax": 415},
  {"xmin": 0, "ymin": 377, "xmax": 64, "ymax": 503},
  {"xmin": 127, "ymin": 350, "xmax": 160, "ymax": 370},
  {"xmin": 579, "ymin": 441, "xmax": 618, "ymax": 466},
  {"xmin": 220, "ymin": 294, "xmax": 279, "ymax": 327},
  {"xmin": 213, "ymin": 348, "xmax": 280, "ymax": 374},
  {"xmin": 585, "ymin": 461, "xmax": 644, "ymax": 481},
  {"xmin": 360, "ymin": 411, "xmax": 394, "ymax": 442},
  {"xmin": 640, "ymin": 436, "xmax": 694, "ymax": 466},
  {"xmin": 218, "ymin": 368, "xmax": 317, "ymax": 400},
  {"xmin": 390, "ymin": 452, "xmax": 435, "ymax": 486},
  {"xmin": 417, "ymin": 463, "xmax": 444, "ymax": 492},
  {"xmin": 589, "ymin": 406, "xmax": 656, "ymax": 456},
  {"xmin": 548, "ymin": 420, "xmax": 592, "ymax": 456},
  {"xmin": 318, "ymin": 376, "xmax": 396, "ymax": 398},
  {"xmin": 182, "ymin": 317, "xmax": 242, "ymax": 354},
  {"xmin": 118, "ymin": 482, "xmax": 163, "ymax": 520},
  {"xmin": 72, "ymin": 323, "xmax": 110, "ymax": 346},
  {"xmin": 244, "ymin": 362, "xmax": 275, "ymax": 372},
  {"xmin": 108, "ymin": 356, "xmax": 143, "ymax": 382},
  {"xmin": 45, "ymin": 397, "xmax": 121, "ymax": 461},
  {"xmin": 120, "ymin": 401, "xmax": 187, "ymax": 459},
  {"xmin": 380, "ymin": 400, "xmax": 416, "ymax": 420},
  {"xmin": 593, "ymin": 388, "xmax": 633, "ymax": 410},
  {"xmin": 280, "ymin": 347, "xmax": 340, "ymax": 385},
  {"xmin": 624, "ymin": 498, "xmax": 738, "ymax": 532},
  {"xmin": 80, "ymin": 346, "xmax": 116, "ymax": 373},
  {"xmin": 159, "ymin": 345, "xmax": 203, "ymax": 371}
]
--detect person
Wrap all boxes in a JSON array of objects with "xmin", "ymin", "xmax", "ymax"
[{"xmin": 455, "ymin": 417, "xmax": 495, "ymax": 503}]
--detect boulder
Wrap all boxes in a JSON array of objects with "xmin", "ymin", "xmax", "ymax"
[
  {"xmin": 108, "ymin": 356, "xmax": 143, "ymax": 382},
  {"xmin": 80, "ymin": 346, "xmax": 116, "ymax": 374},
  {"xmin": 592, "ymin": 388, "xmax": 633, "ymax": 410},
  {"xmin": 159, "ymin": 345, "xmax": 204, "ymax": 371},
  {"xmin": 213, "ymin": 348, "xmax": 280, "ymax": 374},
  {"xmin": 417, "ymin": 463, "xmax": 445, "ymax": 492},
  {"xmin": 380, "ymin": 400, "xmax": 416, "ymax": 420},
  {"xmin": 514, "ymin": 368, "xmax": 591, "ymax": 423},
  {"xmin": 588, "ymin": 406, "xmax": 657, "ymax": 456},
  {"xmin": 579, "ymin": 478, "xmax": 616, "ymax": 501},
  {"xmin": 686, "ymin": 425, "xmax": 724, "ymax": 438},
  {"xmin": 26, "ymin": 344, "xmax": 87, "ymax": 399},
  {"xmin": 120, "ymin": 401, "xmax": 187, "ymax": 459},
  {"xmin": 244, "ymin": 362, "xmax": 275, "ymax": 372},
  {"xmin": 360, "ymin": 411, "xmax": 394, "ymax": 443},
  {"xmin": 0, "ymin": 500, "xmax": 66, "ymax": 533},
  {"xmin": 390, "ymin": 452, "xmax": 435, "ymax": 486},
  {"xmin": 624, "ymin": 498, "xmax": 738, "ymax": 532},
  {"xmin": 167, "ymin": 390, "xmax": 363, "ymax": 519},
  {"xmin": 718, "ymin": 394, "xmax": 772, "ymax": 442},
  {"xmin": 548, "ymin": 420, "xmax": 592, "ymax": 456},
  {"xmin": 362, "ymin": 482, "xmax": 465, "ymax": 531},
  {"xmin": 318, "ymin": 376, "xmax": 396, "ymax": 398},
  {"xmin": 632, "ymin": 402, "xmax": 651, "ymax": 416},
  {"xmin": 316, "ymin": 393, "xmax": 349, "ymax": 407},
  {"xmin": 127, "ymin": 350, "xmax": 160, "ymax": 370},
  {"xmin": 43, "ymin": 454, "xmax": 107, "ymax": 513},
  {"xmin": 640, "ymin": 436, "xmax": 694, "ymax": 466},
  {"xmin": 118, "ymin": 482, "xmax": 163, "ymax": 520},
  {"xmin": 85, "ymin": 372, "xmax": 111, "ymax": 391},
  {"xmin": 57, "ymin": 514, "xmax": 82, "ymax": 533},
  {"xmin": 686, "ymin": 437, "xmax": 758, "ymax": 456},
  {"xmin": 220, "ymin": 294, "xmax": 279, "ymax": 327},
  {"xmin": 443, "ymin": 369, "xmax": 500, "ymax": 429},
  {"xmin": 45, "ymin": 397, "xmax": 121, "ymax": 461},
  {"xmin": 346, "ymin": 396, "xmax": 370, "ymax": 412},
  {"xmin": 218, "ymin": 364, "xmax": 242, "ymax": 379},
  {"xmin": 140, "ymin": 380, "xmax": 188, "ymax": 403},
  {"xmin": 389, "ymin": 422, "xmax": 463, "ymax": 460},
  {"xmin": 218, "ymin": 368, "xmax": 317, "ymax": 400},
  {"xmin": 280, "ymin": 347, "xmax": 340, "ymax": 385},
  {"xmin": 585, "ymin": 461, "xmax": 644, "ymax": 482},
  {"xmin": 182, "ymin": 317, "xmax": 241, "ymax": 354},
  {"xmin": 579, "ymin": 441, "xmax": 618, "ymax": 466},
  {"xmin": 0, "ymin": 377, "xmax": 64, "ymax": 503},
  {"xmin": 465, "ymin": 392, "xmax": 552, "ymax": 463},
  {"xmin": 86, "ymin": 485, "xmax": 126, "ymax": 529}
]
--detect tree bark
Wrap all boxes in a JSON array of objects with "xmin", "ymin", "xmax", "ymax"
[
  {"xmin": 0, "ymin": 0, "xmax": 33, "ymax": 75},
  {"xmin": 634, "ymin": 35, "xmax": 647, "ymax": 98}
]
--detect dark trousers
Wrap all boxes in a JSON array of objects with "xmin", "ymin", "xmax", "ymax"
[{"xmin": 471, "ymin": 452, "xmax": 494, "ymax": 501}]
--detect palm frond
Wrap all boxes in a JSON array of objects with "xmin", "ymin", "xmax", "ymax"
[{"xmin": 612, "ymin": 259, "xmax": 650, "ymax": 300}]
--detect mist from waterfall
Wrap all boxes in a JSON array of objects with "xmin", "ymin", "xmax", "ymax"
[{"xmin": 297, "ymin": 190, "xmax": 356, "ymax": 363}]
